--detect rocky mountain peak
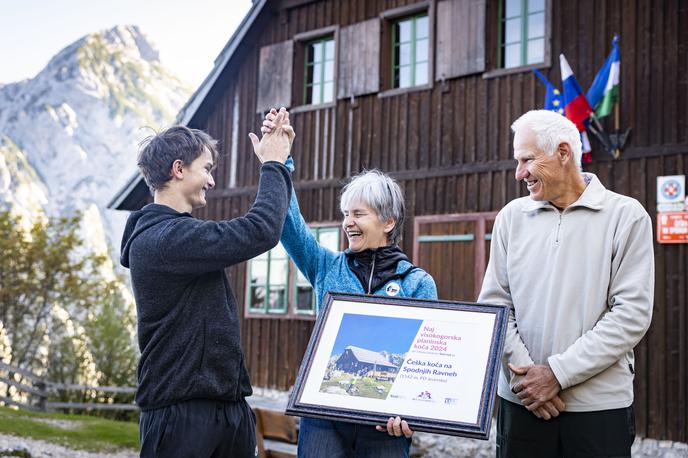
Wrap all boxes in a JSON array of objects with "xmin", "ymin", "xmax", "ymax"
[
  {"xmin": 46, "ymin": 25, "xmax": 160, "ymax": 76},
  {"xmin": 0, "ymin": 25, "xmax": 191, "ymax": 260}
]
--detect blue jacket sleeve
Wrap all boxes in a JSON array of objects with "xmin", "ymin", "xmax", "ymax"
[
  {"xmin": 409, "ymin": 270, "xmax": 438, "ymax": 300},
  {"xmin": 280, "ymin": 157, "xmax": 339, "ymax": 287}
]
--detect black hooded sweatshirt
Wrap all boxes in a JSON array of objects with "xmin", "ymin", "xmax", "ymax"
[{"xmin": 120, "ymin": 162, "xmax": 291, "ymax": 410}]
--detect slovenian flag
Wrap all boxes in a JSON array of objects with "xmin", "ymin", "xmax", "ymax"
[
  {"xmin": 560, "ymin": 54, "xmax": 593, "ymax": 132},
  {"xmin": 580, "ymin": 131, "xmax": 592, "ymax": 164},
  {"xmin": 533, "ymin": 68, "xmax": 592, "ymax": 164},
  {"xmin": 587, "ymin": 36, "xmax": 620, "ymax": 118},
  {"xmin": 558, "ymin": 55, "xmax": 594, "ymax": 163}
]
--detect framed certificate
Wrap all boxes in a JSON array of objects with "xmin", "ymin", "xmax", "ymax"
[{"xmin": 286, "ymin": 293, "xmax": 509, "ymax": 439}]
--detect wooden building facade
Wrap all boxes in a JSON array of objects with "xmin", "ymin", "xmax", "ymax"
[{"xmin": 111, "ymin": 0, "xmax": 688, "ymax": 442}]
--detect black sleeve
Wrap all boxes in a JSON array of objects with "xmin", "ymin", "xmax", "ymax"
[{"xmin": 155, "ymin": 161, "xmax": 292, "ymax": 275}]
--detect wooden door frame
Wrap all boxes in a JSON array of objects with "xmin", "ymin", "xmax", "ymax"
[{"xmin": 412, "ymin": 212, "xmax": 498, "ymax": 299}]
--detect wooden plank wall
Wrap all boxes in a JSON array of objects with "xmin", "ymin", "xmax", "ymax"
[{"xmin": 192, "ymin": 0, "xmax": 687, "ymax": 441}]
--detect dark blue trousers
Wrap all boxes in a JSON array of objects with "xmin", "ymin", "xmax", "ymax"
[
  {"xmin": 297, "ymin": 417, "xmax": 411, "ymax": 458},
  {"xmin": 139, "ymin": 398, "xmax": 257, "ymax": 458}
]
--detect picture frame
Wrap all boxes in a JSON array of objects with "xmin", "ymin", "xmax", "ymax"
[{"xmin": 286, "ymin": 292, "xmax": 509, "ymax": 439}]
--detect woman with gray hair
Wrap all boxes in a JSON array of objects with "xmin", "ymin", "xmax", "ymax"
[{"xmin": 262, "ymin": 109, "xmax": 437, "ymax": 457}]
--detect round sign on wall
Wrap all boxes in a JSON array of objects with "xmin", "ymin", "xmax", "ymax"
[{"xmin": 657, "ymin": 175, "xmax": 685, "ymax": 205}]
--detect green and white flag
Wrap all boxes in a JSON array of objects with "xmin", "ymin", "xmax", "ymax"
[{"xmin": 586, "ymin": 36, "xmax": 620, "ymax": 118}]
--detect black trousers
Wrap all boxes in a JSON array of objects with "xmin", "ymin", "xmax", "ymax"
[
  {"xmin": 496, "ymin": 397, "xmax": 635, "ymax": 458},
  {"xmin": 139, "ymin": 398, "xmax": 257, "ymax": 458}
]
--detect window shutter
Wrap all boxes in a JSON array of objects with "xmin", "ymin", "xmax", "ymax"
[
  {"xmin": 256, "ymin": 40, "xmax": 294, "ymax": 113},
  {"xmin": 337, "ymin": 19, "xmax": 380, "ymax": 98},
  {"xmin": 435, "ymin": 0, "xmax": 486, "ymax": 80}
]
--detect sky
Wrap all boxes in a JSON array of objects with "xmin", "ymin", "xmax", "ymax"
[
  {"xmin": 0, "ymin": 0, "xmax": 253, "ymax": 89},
  {"xmin": 330, "ymin": 314, "xmax": 423, "ymax": 356}
]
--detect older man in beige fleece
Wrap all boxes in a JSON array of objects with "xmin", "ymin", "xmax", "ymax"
[{"xmin": 479, "ymin": 109, "xmax": 654, "ymax": 458}]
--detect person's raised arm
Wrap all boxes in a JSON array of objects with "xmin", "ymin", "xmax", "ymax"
[
  {"xmin": 155, "ymin": 111, "xmax": 294, "ymax": 274},
  {"xmin": 260, "ymin": 108, "xmax": 338, "ymax": 287}
]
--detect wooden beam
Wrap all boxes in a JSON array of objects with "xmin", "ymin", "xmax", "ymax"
[
  {"xmin": 46, "ymin": 402, "xmax": 138, "ymax": 411},
  {"xmin": 0, "ymin": 361, "xmax": 43, "ymax": 383},
  {"xmin": 279, "ymin": 0, "xmax": 318, "ymax": 10},
  {"xmin": 380, "ymin": 1, "xmax": 430, "ymax": 19},
  {"xmin": 0, "ymin": 396, "xmax": 41, "ymax": 412},
  {"xmin": 418, "ymin": 234, "xmax": 475, "ymax": 242},
  {"xmin": 209, "ymin": 160, "xmax": 517, "ymax": 198},
  {"xmin": 0, "ymin": 376, "xmax": 47, "ymax": 398},
  {"xmin": 49, "ymin": 383, "xmax": 136, "ymax": 394}
]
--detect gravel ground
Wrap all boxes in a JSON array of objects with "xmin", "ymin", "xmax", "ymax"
[
  {"xmin": 247, "ymin": 388, "xmax": 688, "ymax": 458},
  {"xmin": 411, "ymin": 431, "xmax": 688, "ymax": 458},
  {"xmin": 2, "ymin": 387, "xmax": 686, "ymax": 458}
]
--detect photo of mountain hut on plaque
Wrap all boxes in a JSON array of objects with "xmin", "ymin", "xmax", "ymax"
[{"xmin": 319, "ymin": 313, "xmax": 422, "ymax": 399}]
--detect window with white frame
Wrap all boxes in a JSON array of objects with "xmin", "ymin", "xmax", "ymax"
[
  {"xmin": 246, "ymin": 225, "xmax": 340, "ymax": 317},
  {"xmin": 500, "ymin": 0, "xmax": 546, "ymax": 68},
  {"xmin": 392, "ymin": 13, "xmax": 430, "ymax": 88},
  {"xmin": 304, "ymin": 37, "xmax": 335, "ymax": 105}
]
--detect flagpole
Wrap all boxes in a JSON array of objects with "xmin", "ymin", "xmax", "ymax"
[
  {"xmin": 613, "ymin": 103, "xmax": 621, "ymax": 159},
  {"xmin": 587, "ymin": 115, "xmax": 615, "ymax": 156}
]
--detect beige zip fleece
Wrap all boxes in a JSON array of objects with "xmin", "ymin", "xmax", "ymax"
[{"xmin": 479, "ymin": 173, "xmax": 654, "ymax": 412}]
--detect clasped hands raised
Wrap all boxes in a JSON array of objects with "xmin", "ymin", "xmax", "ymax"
[
  {"xmin": 254, "ymin": 107, "xmax": 414, "ymax": 439},
  {"xmin": 248, "ymin": 107, "xmax": 295, "ymax": 163},
  {"xmin": 249, "ymin": 108, "xmax": 568, "ymax": 431},
  {"xmin": 253, "ymin": 108, "xmax": 565, "ymax": 427}
]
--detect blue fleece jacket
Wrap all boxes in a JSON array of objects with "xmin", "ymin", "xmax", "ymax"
[{"xmin": 280, "ymin": 160, "xmax": 437, "ymax": 312}]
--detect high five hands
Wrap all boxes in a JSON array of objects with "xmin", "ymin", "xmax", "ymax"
[
  {"xmin": 258, "ymin": 108, "xmax": 413, "ymax": 438},
  {"xmin": 249, "ymin": 107, "xmax": 295, "ymax": 163}
]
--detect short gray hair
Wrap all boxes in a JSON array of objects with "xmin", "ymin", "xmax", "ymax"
[
  {"xmin": 340, "ymin": 170, "xmax": 405, "ymax": 245},
  {"xmin": 511, "ymin": 110, "xmax": 583, "ymax": 170}
]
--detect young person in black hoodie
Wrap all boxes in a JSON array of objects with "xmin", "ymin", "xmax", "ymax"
[{"xmin": 120, "ymin": 110, "xmax": 294, "ymax": 458}]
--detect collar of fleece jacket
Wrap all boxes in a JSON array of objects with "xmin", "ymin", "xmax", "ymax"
[{"xmin": 345, "ymin": 245, "xmax": 415, "ymax": 294}]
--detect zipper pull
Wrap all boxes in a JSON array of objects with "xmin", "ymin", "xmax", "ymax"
[{"xmin": 367, "ymin": 252, "xmax": 376, "ymax": 294}]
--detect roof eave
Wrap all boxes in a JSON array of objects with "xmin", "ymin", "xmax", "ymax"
[
  {"xmin": 107, "ymin": 171, "xmax": 148, "ymax": 210},
  {"xmin": 176, "ymin": 0, "xmax": 268, "ymax": 126}
]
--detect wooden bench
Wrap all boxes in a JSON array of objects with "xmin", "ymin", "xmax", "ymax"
[{"xmin": 254, "ymin": 407, "xmax": 299, "ymax": 458}]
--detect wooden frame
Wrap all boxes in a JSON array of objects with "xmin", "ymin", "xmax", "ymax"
[
  {"xmin": 246, "ymin": 246, "xmax": 290, "ymax": 315},
  {"xmin": 413, "ymin": 212, "xmax": 498, "ymax": 299},
  {"xmin": 290, "ymin": 226, "xmax": 341, "ymax": 317},
  {"xmin": 254, "ymin": 407, "xmax": 298, "ymax": 458},
  {"xmin": 378, "ymin": 1, "xmax": 436, "ymax": 96},
  {"xmin": 303, "ymin": 36, "xmax": 335, "ymax": 104},
  {"xmin": 0, "ymin": 361, "xmax": 137, "ymax": 412},
  {"xmin": 483, "ymin": 0, "xmax": 552, "ymax": 78},
  {"xmin": 291, "ymin": 25, "xmax": 339, "ymax": 112},
  {"xmin": 286, "ymin": 292, "xmax": 509, "ymax": 439},
  {"xmin": 391, "ymin": 13, "xmax": 431, "ymax": 89},
  {"xmin": 245, "ymin": 222, "xmax": 342, "ymax": 320}
]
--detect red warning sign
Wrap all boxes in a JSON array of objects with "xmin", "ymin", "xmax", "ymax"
[{"xmin": 657, "ymin": 212, "xmax": 688, "ymax": 244}]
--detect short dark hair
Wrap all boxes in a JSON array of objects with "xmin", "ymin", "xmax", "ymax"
[{"xmin": 137, "ymin": 126, "xmax": 219, "ymax": 193}]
